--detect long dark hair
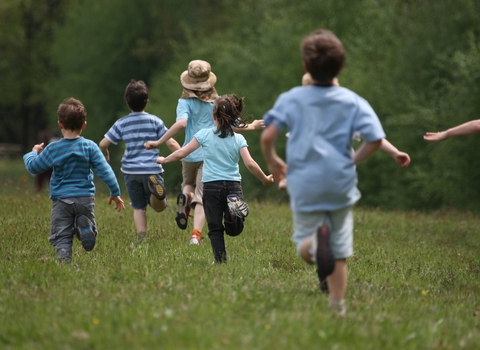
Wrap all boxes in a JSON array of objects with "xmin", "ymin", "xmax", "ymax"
[{"xmin": 212, "ymin": 94, "xmax": 251, "ymax": 138}]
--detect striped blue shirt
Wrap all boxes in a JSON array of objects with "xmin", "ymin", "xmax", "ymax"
[
  {"xmin": 104, "ymin": 112, "xmax": 168, "ymax": 174},
  {"xmin": 23, "ymin": 137, "xmax": 121, "ymax": 199}
]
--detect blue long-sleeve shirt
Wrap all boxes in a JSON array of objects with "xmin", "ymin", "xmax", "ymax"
[{"xmin": 24, "ymin": 137, "xmax": 121, "ymax": 199}]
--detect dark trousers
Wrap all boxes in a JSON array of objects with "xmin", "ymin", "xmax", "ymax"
[{"xmin": 203, "ymin": 180, "xmax": 244, "ymax": 263}]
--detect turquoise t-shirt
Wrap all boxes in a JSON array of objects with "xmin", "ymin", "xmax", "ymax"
[
  {"xmin": 194, "ymin": 127, "xmax": 248, "ymax": 183},
  {"xmin": 176, "ymin": 98, "xmax": 214, "ymax": 162},
  {"xmin": 263, "ymin": 85, "xmax": 386, "ymax": 212}
]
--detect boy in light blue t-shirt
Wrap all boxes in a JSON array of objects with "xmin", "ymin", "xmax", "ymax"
[
  {"xmin": 261, "ymin": 29, "xmax": 386, "ymax": 316},
  {"xmin": 156, "ymin": 94, "xmax": 273, "ymax": 263}
]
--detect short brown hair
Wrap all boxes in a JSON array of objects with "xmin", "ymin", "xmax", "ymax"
[
  {"xmin": 124, "ymin": 79, "xmax": 148, "ymax": 112},
  {"xmin": 301, "ymin": 29, "xmax": 345, "ymax": 82},
  {"xmin": 57, "ymin": 98, "xmax": 86, "ymax": 131}
]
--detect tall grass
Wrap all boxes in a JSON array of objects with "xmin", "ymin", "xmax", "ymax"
[{"xmin": 1, "ymin": 159, "xmax": 479, "ymax": 349}]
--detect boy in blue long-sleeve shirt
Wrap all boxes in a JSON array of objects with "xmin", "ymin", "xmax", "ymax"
[{"xmin": 24, "ymin": 98, "xmax": 125, "ymax": 263}]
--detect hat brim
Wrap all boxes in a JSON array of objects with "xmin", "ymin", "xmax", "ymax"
[{"xmin": 180, "ymin": 71, "xmax": 217, "ymax": 92}]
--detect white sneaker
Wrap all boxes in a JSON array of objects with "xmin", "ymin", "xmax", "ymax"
[{"xmin": 189, "ymin": 236, "xmax": 200, "ymax": 245}]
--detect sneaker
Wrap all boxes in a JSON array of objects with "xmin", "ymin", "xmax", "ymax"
[
  {"xmin": 137, "ymin": 231, "xmax": 147, "ymax": 244},
  {"xmin": 147, "ymin": 175, "xmax": 166, "ymax": 200},
  {"xmin": 175, "ymin": 193, "xmax": 192, "ymax": 230},
  {"xmin": 311, "ymin": 225, "xmax": 335, "ymax": 291},
  {"xmin": 328, "ymin": 299, "xmax": 347, "ymax": 317},
  {"xmin": 75, "ymin": 215, "xmax": 96, "ymax": 251},
  {"xmin": 189, "ymin": 230, "xmax": 201, "ymax": 245},
  {"xmin": 226, "ymin": 194, "xmax": 249, "ymax": 219}
]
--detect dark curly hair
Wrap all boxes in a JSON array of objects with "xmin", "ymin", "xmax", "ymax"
[{"xmin": 57, "ymin": 98, "xmax": 86, "ymax": 131}]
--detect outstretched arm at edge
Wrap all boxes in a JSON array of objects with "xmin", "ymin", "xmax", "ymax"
[{"xmin": 424, "ymin": 120, "xmax": 480, "ymax": 141}]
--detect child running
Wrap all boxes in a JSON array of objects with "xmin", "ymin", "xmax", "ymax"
[
  {"xmin": 99, "ymin": 79, "xmax": 180, "ymax": 243},
  {"xmin": 157, "ymin": 94, "xmax": 274, "ymax": 263},
  {"xmin": 144, "ymin": 60, "xmax": 264, "ymax": 245},
  {"xmin": 24, "ymin": 98, "xmax": 125, "ymax": 263},
  {"xmin": 261, "ymin": 29, "xmax": 386, "ymax": 316}
]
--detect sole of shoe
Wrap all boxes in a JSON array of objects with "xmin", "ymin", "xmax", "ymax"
[
  {"xmin": 76, "ymin": 215, "xmax": 96, "ymax": 251},
  {"xmin": 175, "ymin": 194, "xmax": 188, "ymax": 230},
  {"xmin": 148, "ymin": 175, "xmax": 166, "ymax": 200},
  {"xmin": 314, "ymin": 225, "xmax": 335, "ymax": 282}
]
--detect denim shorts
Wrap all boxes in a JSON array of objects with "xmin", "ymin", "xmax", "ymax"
[
  {"xmin": 292, "ymin": 206, "xmax": 354, "ymax": 259},
  {"xmin": 123, "ymin": 173, "xmax": 165, "ymax": 210}
]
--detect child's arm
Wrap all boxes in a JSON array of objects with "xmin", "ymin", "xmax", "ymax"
[
  {"xmin": 353, "ymin": 139, "xmax": 382, "ymax": 165},
  {"xmin": 239, "ymin": 147, "xmax": 274, "ymax": 185},
  {"xmin": 260, "ymin": 124, "xmax": 287, "ymax": 184},
  {"xmin": 108, "ymin": 196, "xmax": 125, "ymax": 212},
  {"xmin": 380, "ymin": 139, "xmax": 411, "ymax": 168},
  {"xmin": 99, "ymin": 138, "xmax": 111, "ymax": 163},
  {"xmin": 156, "ymin": 138, "xmax": 200, "ymax": 165},
  {"xmin": 145, "ymin": 119, "xmax": 187, "ymax": 150},
  {"xmin": 424, "ymin": 120, "xmax": 480, "ymax": 141},
  {"xmin": 165, "ymin": 137, "xmax": 181, "ymax": 152},
  {"xmin": 23, "ymin": 144, "xmax": 53, "ymax": 174},
  {"xmin": 234, "ymin": 119, "xmax": 265, "ymax": 133}
]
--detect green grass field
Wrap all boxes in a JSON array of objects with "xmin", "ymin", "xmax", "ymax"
[{"xmin": 1, "ymin": 158, "xmax": 479, "ymax": 349}]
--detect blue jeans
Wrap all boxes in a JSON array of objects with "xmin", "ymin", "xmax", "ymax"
[{"xmin": 203, "ymin": 181, "xmax": 244, "ymax": 263}]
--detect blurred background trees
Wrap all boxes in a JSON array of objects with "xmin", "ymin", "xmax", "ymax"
[{"xmin": 2, "ymin": 0, "xmax": 480, "ymax": 210}]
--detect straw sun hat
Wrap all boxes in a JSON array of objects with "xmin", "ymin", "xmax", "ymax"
[{"xmin": 180, "ymin": 60, "xmax": 217, "ymax": 91}]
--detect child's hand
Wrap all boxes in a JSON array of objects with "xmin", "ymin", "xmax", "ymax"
[
  {"xmin": 109, "ymin": 196, "xmax": 125, "ymax": 212},
  {"xmin": 262, "ymin": 174, "xmax": 275, "ymax": 186},
  {"xmin": 156, "ymin": 156, "xmax": 166, "ymax": 164},
  {"xmin": 394, "ymin": 152, "xmax": 411, "ymax": 168},
  {"xmin": 144, "ymin": 141, "xmax": 158, "ymax": 150},
  {"xmin": 278, "ymin": 178, "xmax": 288, "ymax": 190},
  {"xmin": 424, "ymin": 132, "xmax": 448, "ymax": 142},
  {"xmin": 32, "ymin": 143, "xmax": 45, "ymax": 154},
  {"xmin": 249, "ymin": 120, "xmax": 265, "ymax": 130}
]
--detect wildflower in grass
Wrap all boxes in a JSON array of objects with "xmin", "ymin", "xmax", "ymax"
[
  {"xmin": 421, "ymin": 290, "xmax": 428, "ymax": 296},
  {"xmin": 265, "ymin": 324, "xmax": 271, "ymax": 330},
  {"xmin": 92, "ymin": 318, "xmax": 100, "ymax": 325}
]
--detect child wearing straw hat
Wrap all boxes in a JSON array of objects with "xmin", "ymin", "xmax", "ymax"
[{"xmin": 145, "ymin": 60, "xmax": 263, "ymax": 245}]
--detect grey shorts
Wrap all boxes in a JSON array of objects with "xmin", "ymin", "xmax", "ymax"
[
  {"xmin": 181, "ymin": 161, "xmax": 203, "ymax": 206},
  {"xmin": 49, "ymin": 196, "xmax": 97, "ymax": 258},
  {"xmin": 292, "ymin": 206, "xmax": 354, "ymax": 259},
  {"xmin": 123, "ymin": 173, "xmax": 165, "ymax": 210}
]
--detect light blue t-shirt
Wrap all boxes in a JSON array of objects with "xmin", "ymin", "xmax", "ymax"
[
  {"xmin": 194, "ymin": 127, "xmax": 248, "ymax": 183},
  {"xmin": 176, "ymin": 98, "xmax": 215, "ymax": 162},
  {"xmin": 263, "ymin": 85, "xmax": 385, "ymax": 212},
  {"xmin": 104, "ymin": 112, "xmax": 168, "ymax": 174}
]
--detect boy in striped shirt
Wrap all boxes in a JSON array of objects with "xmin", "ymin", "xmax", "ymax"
[
  {"xmin": 99, "ymin": 80, "xmax": 180, "ymax": 243},
  {"xmin": 24, "ymin": 98, "xmax": 125, "ymax": 263}
]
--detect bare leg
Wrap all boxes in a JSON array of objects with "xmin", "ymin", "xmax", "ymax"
[
  {"xmin": 327, "ymin": 259, "xmax": 347, "ymax": 300},
  {"xmin": 133, "ymin": 208, "xmax": 147, "ymax": 233},
  {"xmin": 193, "ymin": 203, "xmax": 205, "ymax": 233},
  {"xmin": 299, "ymin": 236, "xmax": 314, "ymax": 264}
]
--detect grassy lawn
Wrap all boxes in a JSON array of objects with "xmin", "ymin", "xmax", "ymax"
[{"xmin": 0, "ymin": 158, "xmax": 479, "ymax": 349}]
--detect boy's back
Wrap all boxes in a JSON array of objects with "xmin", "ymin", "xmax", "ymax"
[
  {"xmin": 105, "ymin": 111, "xmax": 168, "ymax": 174},
  {"xmin": 25, "ymin": 137, "xmax": 119, "ymax": 199},
  {"xmin": 264, "ymin": 84, "xmax": 385, "ymax": 212}
]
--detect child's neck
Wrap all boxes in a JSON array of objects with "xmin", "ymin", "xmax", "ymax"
[{"xmin": 61, "ymin": 129, "xmax": 82, "ymax": 139}]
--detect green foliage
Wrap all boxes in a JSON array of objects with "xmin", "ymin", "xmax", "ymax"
[
  {"xmin": 1, "ymin": 186, "xmax": 479, "ymax": 348},
  {"xmin": 3, "ymin": 0, "xmax": 480, "ymax": 209}
]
